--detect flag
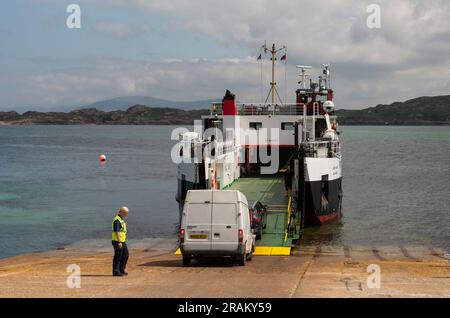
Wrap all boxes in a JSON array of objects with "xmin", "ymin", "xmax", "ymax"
[
  {"xmin": 280, "ymin": 54, "xmax": 286, "ymax": 61},
  {"xmin": 257, "ymin": 54, "xmax": 262, "ymax": 60}
]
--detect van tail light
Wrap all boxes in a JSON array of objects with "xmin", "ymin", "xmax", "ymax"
[
  {"xmin": 238, "ymin": 229, "xmax": 244, "ymax": 243},
  {"xmin": 180, "ymin": 229, "xmax": 185, "ymax": 244}
]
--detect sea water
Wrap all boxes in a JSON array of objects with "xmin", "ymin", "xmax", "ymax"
[{"xmin": 0, "ymin": 125, "xmax": 448, "ymax": 259}]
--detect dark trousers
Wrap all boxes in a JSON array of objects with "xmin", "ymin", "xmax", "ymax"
[
  {"xmin": 284, "ymin": 181, "xmax": 292, "ymax": 191},
  {"xmin": 112, "ymin": 241, "xmax": 129, "ymax": 274}
]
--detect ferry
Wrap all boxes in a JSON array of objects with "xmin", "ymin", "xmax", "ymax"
[{"xmin": 175, "ymin": 44, "xmax": 343, "ymax": 253}]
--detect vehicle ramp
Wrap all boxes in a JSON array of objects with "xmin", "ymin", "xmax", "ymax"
[{"xmin": 227, "ymin": 174, "xmax": 299, "ymax": 256}]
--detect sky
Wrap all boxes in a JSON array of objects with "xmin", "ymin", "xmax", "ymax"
[{"xmin": 0, "ymin": 0, "xmax": 449, "ymax": 111}]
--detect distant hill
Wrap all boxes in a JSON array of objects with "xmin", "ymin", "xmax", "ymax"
[
  {"xmin": 336, "ymin": 95, "xmax": 450, "ymax": 125},
  {"xmin": 82, "ymin": 96, "xmax": 219, "ymax": 111},
  {"xmin": 1, "ymin": 95, "xmax": 449, "ymax": 125},
  {"xmin": 0, "ymin": 105, "xmax": 209, "ymax": 125}
]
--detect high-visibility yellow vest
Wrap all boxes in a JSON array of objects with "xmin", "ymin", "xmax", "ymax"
[{"xmin": 112, "ymin": 215, "xmax": 127, "ymax": 242}]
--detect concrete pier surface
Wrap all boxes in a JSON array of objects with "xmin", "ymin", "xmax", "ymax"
[{"xmin": 0, "ymin": 244, "xmax": 448, "ymax": 298}]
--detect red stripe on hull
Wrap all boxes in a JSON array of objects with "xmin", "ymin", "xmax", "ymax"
[{"xmin": 305, "ymin": 212, "xmax": 339, "ymax": 224}]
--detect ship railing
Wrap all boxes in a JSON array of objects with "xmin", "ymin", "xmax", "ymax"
[
  {"xmin": 201, "ymin": 139, "xmax": 237, "ymax": 158},
  {"xmin": 303, "ymin": 140, "xmax": 341, "ymax": 158},
  {"xmin": 210, "ymin": 102, "xmax": 307, "ymax": 116},
  {"xmin": 284, "ymin": 196, "xmax": 292, "ymax": 242},
  {"xmin": 214, "ymin": 140, "xmax": 236, "ymax": 156},
  {"xmin": 238, "ymin": 103, "xmax": 306, "ymax": 116},
  {"xmin": 181, "ymin": 138, "xmax": 237, "ymax": 161},
  {"xmin": 210, "ymin": 102, "xmax": 224, "ymax": 115}
]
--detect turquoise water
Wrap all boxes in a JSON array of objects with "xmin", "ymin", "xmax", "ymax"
[
  {"xmin": 0, "ymin": 125, "xmax": 449, "ymax": 259},
  {"xmin": 0, "ymin": 126, "xmax": 180, "ymax": 258}
]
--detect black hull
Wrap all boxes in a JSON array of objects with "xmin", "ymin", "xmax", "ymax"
[{"xmin": 304, "ymin": 177, "xmax": 343, "ymax": 225}]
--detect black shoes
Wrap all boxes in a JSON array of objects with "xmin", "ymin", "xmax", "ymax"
[{"xmin": 113, "ymin": 269, "xmax": 128, "ymax": 276}]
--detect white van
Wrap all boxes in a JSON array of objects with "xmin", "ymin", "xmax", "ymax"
[{"xmin": 180, "ymin": 190, "xmax": 255, "ymax": 266}]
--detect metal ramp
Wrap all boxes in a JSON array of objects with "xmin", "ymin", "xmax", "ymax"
[{"xmin": 227, "ymin": 175, "xmax": 299, "ymax": 255}]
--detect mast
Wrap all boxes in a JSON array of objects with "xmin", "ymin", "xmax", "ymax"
[
  {"xmin": 271, "ymin": 44, "xmax": 275, "ymax": 107},
  {"xmin": 262, "ymin": 42, "xmax": 286, "ymax": 114}
]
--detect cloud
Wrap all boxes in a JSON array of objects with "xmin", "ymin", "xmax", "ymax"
[
  {"xmin": 140, "ymin": 0, "xmax": 450, "ymax": 66},
  {"xmin": 162, "ymin": 58, "xmax": 183, "ymax": 63},
  {"xmin": 0, "ymin": 56, "xmax": 267, "ymax": 110},
  {"xmin": 119, "ymin": 0, "xmax": 450, "ymax": 106},
  {"xmin": 94, "ymin": 22, "xmax": 151, "ymax": 38},
  {"xmin": 2, "ymin": 0, "xmax": 450, "ymax": 110}
]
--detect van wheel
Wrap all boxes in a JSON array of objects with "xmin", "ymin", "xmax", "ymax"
[
  {"xmin": 247, "ymin": 243, "xmax": 255, "ymax": 261},
  {"xmin": 182, "ymin": 253, "xmax": 191, "ymax": 266},
  {"xmin": 238, "ymin": 253, "xmax": 246, "ymax": 266}
]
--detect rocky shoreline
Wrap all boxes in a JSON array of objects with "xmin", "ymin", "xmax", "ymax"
[
  {"xmin": 0, "ymin": 105, "xmax": 209, "ymax": 125},
  {"xmin": 335, "ymin": 95, "xmax": 450, "ymax": 125},
  {"xmin": 1, "ymin": 94, "xmax": 450, "ymax": 125}
]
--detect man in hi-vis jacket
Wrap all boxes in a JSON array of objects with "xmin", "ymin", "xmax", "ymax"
[{"xmin": 112, "ymin": 206, "xmax": 129, "ymax": 277}]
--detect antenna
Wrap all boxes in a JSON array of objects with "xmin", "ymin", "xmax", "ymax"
[
  {"xmin": 296, "ymin": 65, "xmax": 312, "ymax": 89},
  {"xmin": 322, "ymin": 64, "xmax": 331, "ymax": 89}
]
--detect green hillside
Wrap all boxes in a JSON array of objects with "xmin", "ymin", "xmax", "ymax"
[{"xmin": 336, "ymin": 95, "xmax": 450, "ymax": 125}]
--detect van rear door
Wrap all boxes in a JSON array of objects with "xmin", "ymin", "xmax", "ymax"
[
  {"xmin": 211, "ymin": 191, "xmax": 238, "ymax": 251},
  {"xmin": 185, "ymin": 191, "xmax": 212, "ymax": 250}
]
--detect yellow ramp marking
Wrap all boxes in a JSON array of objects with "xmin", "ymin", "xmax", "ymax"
[
  {"xmin": 254, "ymin": 246, "xmax": 291, "ymax": 256},
  {"xmin": 175, "ymin": 246, "xmax": 291, "ymax": 256}
]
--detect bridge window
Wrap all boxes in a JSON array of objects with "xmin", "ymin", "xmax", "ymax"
[
  {"xmin": 249, "ymin": 122, "xmax": 262, "ymax": 130},
  {"xmin": 281, "ymin": 122, "xmax": 294, "ymax": 130}
]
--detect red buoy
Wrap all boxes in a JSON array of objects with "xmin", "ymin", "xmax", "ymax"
[{"xmin": 99, "ymin": 154, "xmax": 106, "ymax": 164}]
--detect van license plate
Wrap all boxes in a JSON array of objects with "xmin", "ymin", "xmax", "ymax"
[{"xmin": 190, "ymin": 234, "xmax": 208, "ymax": 239}]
